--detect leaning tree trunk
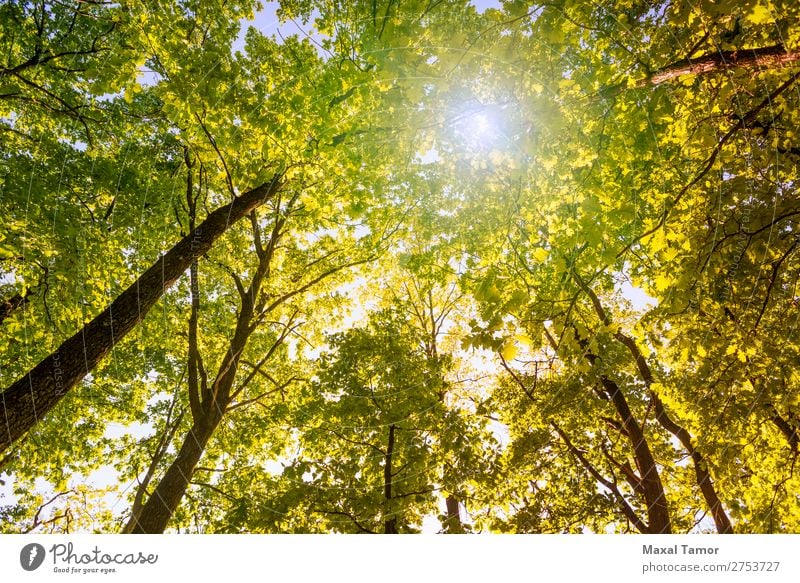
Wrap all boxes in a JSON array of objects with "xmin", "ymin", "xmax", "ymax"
[
  {"xmin": 0, "ymin": 177, "xmax": 282, "ymax": 455},
  {"xmin": 646, "ymin": 45, "xmax": 800, "ymax": 87},
  {"xmin": 598, "ymin": 373, "xmax": 673, "ymax": 534},
  {"xmin": 124, "ymin": 417, "xmax": 220, "ymax": 534},
  {"xmin": 611, "ymin": 331, "xmax": 734, "ymax": 534}
]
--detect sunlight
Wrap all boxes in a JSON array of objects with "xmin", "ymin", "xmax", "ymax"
[
  {"xmin": 453, "ymin": 106, "xmax": 504, "ymax": 151},
  {"xmin": 473, "ymin": 112, "xmax": 492, "ymax": 136}
]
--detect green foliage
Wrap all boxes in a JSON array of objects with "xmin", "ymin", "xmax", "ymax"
[{"xmin": 1, "ymin": 0, "xmax": 799, "ymax": 534}]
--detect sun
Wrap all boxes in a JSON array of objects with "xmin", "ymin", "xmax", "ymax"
[
  {"xmin": 452, "ymin": 105, "xmax": 504, "ymax": 151},
  {"xmin": 472, "ymin": 112, "xmax": 492, "ymax": 137}
]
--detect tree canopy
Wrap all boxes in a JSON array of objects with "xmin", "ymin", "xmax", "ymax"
[{"xmin": 1, "ymin": 0, "xmax": 799, "ymax": 534}]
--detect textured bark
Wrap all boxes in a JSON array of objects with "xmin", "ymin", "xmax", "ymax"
[
  {"xmin": 383, "ymin": 423, "xmax": 397, "ymax": 534},
  {"xmin": 0, "ymin": 177, "xmax": 282, "ymax": 455},
  {"xmin": 647, "ymin": 45, "xmax": 800, "ymax": 86},
  {"xmin": 597, "ymin": 45, "xmax": 800, "ymax": 101},
  {"xmin": 612, "ymin": 334, "xmax": 734, "ymax": 534},
  {"xmin": 124, "ymin": 419, "xmax": 218, "ymax": 534},
  {"xmin": 596, "ymin": 373, "xmax": 672, "ymax": 534}
]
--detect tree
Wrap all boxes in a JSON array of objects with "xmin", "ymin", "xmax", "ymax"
[
  {"xmin": 2, "ymin": 0, "xmax": 800, "ymax": 534},
  {"xmin": 122, "ymin": 184, "xmax": 373, "ymax": 533},
  {"xmin": 0, "ymin": 177, "xmax": 282, "ymax": 456}
]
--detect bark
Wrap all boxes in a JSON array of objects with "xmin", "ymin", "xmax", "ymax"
[
  {"xmin": 597, "ymin": 45, "xmax": 800, "ymax": 101},
  {"xmin": 543, "ymin": 325, "xmax": 671, "ymax": 533},
  {"xmin": 122, "ymin": 398, "xmax": 184, "ymax": 533},
  {"xmin": 651, "ymin": 392, "xmax": 734, "ymax": 534},
  {"xmin": 769, "ymin": 404, "xmax": 799, "ymax": 451},
  {"xmin": 0, "ymin": 176, "xmax": 282, "ymax": 455},
  {"xmin": 126, "ymin": 195, "xmax": 294, "ymax": 533},
  {"xmin": 573, "ymin": 271, "xmax": 732, "ymax": 533},
  {"xmin": 383, "ymin": 423, "xmax": 397, "ymax": 534},
  {"xmin": 646, "ymin": 45, "xmax": 800, "ymax": 86},
  {"xmin": 443, "ymin": 496, "xmax": 464, "ymax": 533},
  {"xmin": 612, "ymin": 333, "xmax": 733, "ymax": 534},
  {"xmin": 595, "ymin": 372, "xmax": 672, "ymax": 534},
  {"xmin": 124, "ymin": 419, "xmax": 218, "ymax": 534},
  {"xmin": 552, "ymin": 422, "xmax": 649, "ymax": 534},
  {"xmin": 124, "ymin": 199, "xmax": 364, "ymax": 533}
]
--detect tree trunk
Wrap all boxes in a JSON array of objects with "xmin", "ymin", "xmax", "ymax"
[
  {"xmin": 651, "ymin": 393, "xmax": 733, "ymax": 534},
  {"xmin": 574, "ymin": 272, "xmax": 731, "ymax": 533},
  {"xmin": 383, "ymin": 423, "xmax": 397, "ymax": 534},
  {"xmin": 443, "ymin": 496, "xmax": 464, "ymax": 533},
  {"xmin": 610, "ymin": 331, "xmax": 733, "ymax": 534},
  {"xmin": 552, "ymin": 421, "xmax": 650, "ymax": 533},
  {"xmin": 615, "ymin": 337, "xmax": 733, "ymax": 533},
  {"xmin": 769, "ymin": 403, "xmax": 799, "ymax": 451},
  {"xmin": 0, "ymin": 177, "xmax": 281, "ymax": 455},
  {"xmin": 124, "ymin": 418, "xmax": 218, "ymax": 534},
  {"xmin": 597, "ymin": 45, "xmax": 800, "ymax": 100},
  {"xmin": 122, "ymin": 397, "xmax": 184, "ymax": 533},
  {"xmin": 545, "ymin": 323, "xmax": 671, "ymax": 533},
  {"xmin": 647, "ymin": 45, "xmax": 800, "ymax": 86},
  {"xmin": 598, "ymin": 374, "xmax": 672, "ymax": 534}
]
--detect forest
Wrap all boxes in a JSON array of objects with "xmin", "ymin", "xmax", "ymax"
[{"xmin": 0, "ymin": 0, "xmax": 799, "ymax": 534}]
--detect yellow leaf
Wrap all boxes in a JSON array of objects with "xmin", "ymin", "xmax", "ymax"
[
  {"xmin": 697, "ymin": 344, "xmax": 707, "ymax": 358},
  {"xmin": 654, "ymin": 273, "xmax": 671, "ymax": 292},
  {"xmin": 746, "ymin": 3, "xmax": 773, "ymax": 24},
  {"xmin": 650, "ymin": 230, "xmax": 668, "ymax": 253},
  {"xmin": 661, "ymin": 247, "xmax": 679, "ymax": 262},
  {"xmin": 515, "ymin": 333, "xmax": 533, "ymax": 347},
  {"xmin": 500, "ymin": 339, "xmax": 518, "ymax": 361}
]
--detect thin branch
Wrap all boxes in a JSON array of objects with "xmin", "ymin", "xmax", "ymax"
[
  {"xmin": 312, "ymin": 508, "xmax": 376, "ymax": 534},
  {"xmin": 498, "ymin": 353, "xmax": 536, "ymax": 401},
  {"xmin": 327, "ymin": 428, "xmax": 385, "ymax": 456},
  {"xmin": 195, "ymin": 112, "xmax": 235, "ymax": 197},
  {"xmin": 24, "ymin": 490, "xmax": 75, "ymax": 534},
  {"xmin": 189, "ymin": 481, "xmax": 236, "ymax": 501},
  {"xmin": 551, "ymin": 422, "xmax": 648, "ymax": 533},
  {"xmin": 618, "ymin": 71, "xmax": 800, "ymax": 259}
]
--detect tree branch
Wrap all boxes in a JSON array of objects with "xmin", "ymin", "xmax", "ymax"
[{"xmin": 551, "ymin": 422, "xmax": 649, "ymax": 533}]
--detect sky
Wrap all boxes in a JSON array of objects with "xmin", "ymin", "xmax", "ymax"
[{"xmin": 233, "ymin": 0, "xmax": 504, "ymax": 54}]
